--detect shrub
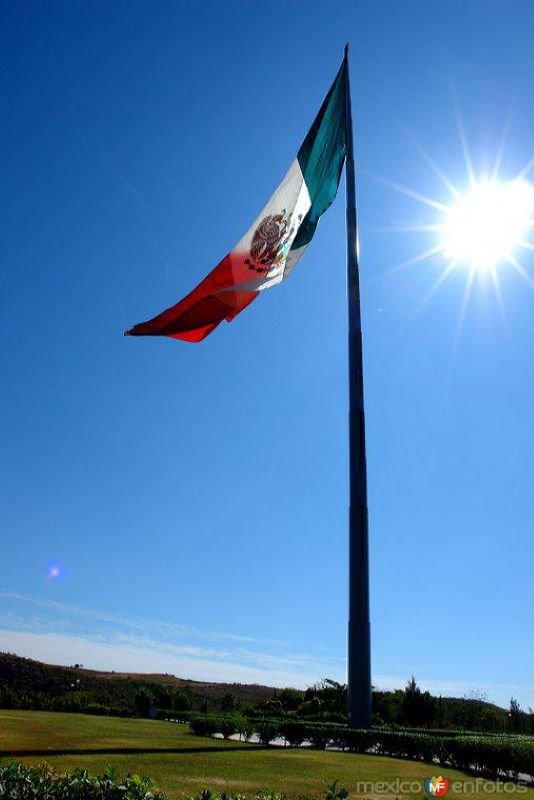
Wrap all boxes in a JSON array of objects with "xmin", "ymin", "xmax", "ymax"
[
  {"xmin": 108, "ymin": 706, "xmax": 134, "ymax": 718},
  {"xmin": 0, "ymin": 763, "xmax": 164, "ymax": 799},
  {"xmin": 189, "ymin": 715, "xmax": 221, "ymax": 737},
  {"xmin": 339, "ymin": 728, "xmax": 375, "ymax": 753},
  {"xmin": 86, "ymin": 703, "xmax": 111, "ymax": 716},
  {"xmin": 185, "ymin": 711, "xmax": 534, "ymax": 783},
  {"xmin": 307, "ymin": 725, "xmax": 330, "ymax": 750},
  {"xmin": 236, "ymin": 717, "xmax": 254, "ymax": 742},
  {"xmin": 324, "ymin": 781, "xmax": 348, "ymax": 800},
  {"xmin": 442, "ymin": 735, "xmax": 534, "ymax": 780},
  {"xmin": 220, "ymin": 715, "xmax": 242, "ymax": 740},
  {"xmin": 158, "ymin": 709, "xmax": 195, "ymax": 722},
  {"xmin": 183, "ymin": 789, "xmax": 350, "ymax": 800},
  {"xmin": 257, "ymin": 720, "xmax": 280, "ymax": 746},
  {"xmin": 374, "ymin": 731, "xmax": 439, "ymax": 762},
  {"xmin": 280, "ymin": 721, "xmax": 306, "ymax": 747}
]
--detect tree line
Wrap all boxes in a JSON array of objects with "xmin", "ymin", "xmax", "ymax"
[{"xmin": 0, "ymin": 652, "xmax": 532, "ymax": 734}]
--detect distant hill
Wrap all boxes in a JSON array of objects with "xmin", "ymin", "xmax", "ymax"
[
  {"xmin": 0, "ymin": 651, "xmax": 277, "ymax": 714},
  {"xmin": 0, "ymin": 652, "xmax": 531, "ymax": 734}
]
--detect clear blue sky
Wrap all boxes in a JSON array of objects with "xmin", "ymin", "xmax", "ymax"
[{"xmin": 1, "ymin": 0, "xmax": 533, "ymax": 709}]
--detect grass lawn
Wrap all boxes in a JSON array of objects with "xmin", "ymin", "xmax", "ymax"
[{"xmin": 0, "ymin": 711, "xmax": 531, "ymax": 800}]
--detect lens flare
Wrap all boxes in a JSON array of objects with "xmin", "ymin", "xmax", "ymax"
[{"xmin": 47, "ymin": 562, "xmax": 62, "ymax": 579}]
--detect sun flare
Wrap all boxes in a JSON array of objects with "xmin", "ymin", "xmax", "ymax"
[
  {"xmin": 441, "ymin": 180, "xmax": 534, "ymax": 271},
  {"xmin": 372, "ymin": 119, "xmax": 534, "ymax": 344}
]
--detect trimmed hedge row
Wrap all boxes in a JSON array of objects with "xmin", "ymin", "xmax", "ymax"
[
  {"xmin": 159, "ymin": 710, "xmax": 508, "ymax": 739},
  {"xmin": 86, "ymin": 703, "xmax": 134, "ymax": 717},
  {"xmin": 186, "ymin": 715, "xmax": 533, "ymax": 781},
  {"xmin": 158, "ymin": 709, "xmax": 196, "ymax": 722},
  {"xmin": 445, "ymin": 736, "xmax": 534, "ymax": 780}
]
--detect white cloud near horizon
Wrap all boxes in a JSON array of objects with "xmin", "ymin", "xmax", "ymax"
[
  {"xmin": 0, "ymin": 591, "xmax": 343, "ymax": 688},
  {"xmin": 0, "ymin": 590, "xmax": 532, "ymax": 708},
  {"xmin": 0, "ymin": 629, "xmax": 323, "ymax": 687}
]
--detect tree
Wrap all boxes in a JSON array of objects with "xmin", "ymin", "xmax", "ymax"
[
  {"xmin": 399, "ymin": 676, "xmax": 436, "ymax": 727},
  {"xmin": 134, "ymin": 688, "xmax": 154, "ymax": 718},
  {"xmin": 272, "ymin": 687, "xmax": 302, "ymax": 711},
  {"xmin": 220, "ymin": 691, "xmax": 240, "ymax": 713},
  {"xmin": 509, "ymin": 697, "xmax": 523, "ymax": 733},
  {"xmin": 320, "ymin": 679, "xmax": 347, "ymax": 714},
  {"xmin": 173, "ymin": 689, "xmax": 192, "ymax": 712},
  {"xmin": 153, "ymin": 686, "xmax": 173, "ymax": 709},
  {"xmin": 302, "ymin": 679, "xmax": 347, "ymax": 716},
  {"xmin": 372, "ymin": 689, "xmax": 402, "ymax": 725}
]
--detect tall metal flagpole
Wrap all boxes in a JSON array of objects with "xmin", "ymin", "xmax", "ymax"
[{"xmin": 345, "ymin": 43, "xmax": 372, "ymax": 729}]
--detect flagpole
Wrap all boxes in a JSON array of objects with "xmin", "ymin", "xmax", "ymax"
[{"xmin": 344, "ymin": 43, "xmax": 372, "ymax": 729}]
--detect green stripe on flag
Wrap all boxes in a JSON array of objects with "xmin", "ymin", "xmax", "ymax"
[{"xmin": 292, "ymin": 57, "xmax": 347, "ymax": 250}]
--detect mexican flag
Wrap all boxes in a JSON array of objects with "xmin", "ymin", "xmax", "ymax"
[{"xmin": 125, "ymin": 56, "xmax": 347, "ymax": 343}]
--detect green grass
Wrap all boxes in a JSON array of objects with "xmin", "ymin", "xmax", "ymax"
[{"xmin": 0, "ymin": 711, "xmax": 531, "ymax": 799}]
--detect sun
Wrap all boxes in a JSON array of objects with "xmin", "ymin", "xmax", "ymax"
[
  {"xmin": 441, "ymin": 180, "xmax": 534, "ymax": 271},
  {"xmin": 371, "ymin": 120, "xmax": 534, "ymax": 341}
]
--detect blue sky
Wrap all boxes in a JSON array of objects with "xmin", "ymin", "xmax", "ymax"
[{"xmin": 1, "ymin": 0, "xmax": 533, "ymax": 709}]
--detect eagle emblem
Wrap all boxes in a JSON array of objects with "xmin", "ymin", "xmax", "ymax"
[{"xmin": 246, "ymin": 212, "xmax": 289, "ymax": 274}]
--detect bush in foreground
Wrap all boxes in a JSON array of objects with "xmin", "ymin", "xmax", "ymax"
[
  {"xmin": 0, "ymin": 763, "xmax": 164, "ymax": 799},
  {"xmin": 0, "ymin": 765, "xmax": 349, "ymax": 800},
  {"xmin": 182, "ymin": 784, "xmax": 348, "ymax": 800}
]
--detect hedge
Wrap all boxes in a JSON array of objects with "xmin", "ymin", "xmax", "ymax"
[
  {"xmin": 186, "ymin": 715, "xmax": 533, "ymax": 781},
  {"xmin": 443, "ymin": 736, "xmax": 534, "ymax": 780},
  {"xmin": 157, "ymin": 709, "xmax": 196, "ymax": 722}
]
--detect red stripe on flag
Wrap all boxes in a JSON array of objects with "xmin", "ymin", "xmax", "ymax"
[{"xmin": 125, "ymin": 255, "xmax": 259, "ymax": 343}]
